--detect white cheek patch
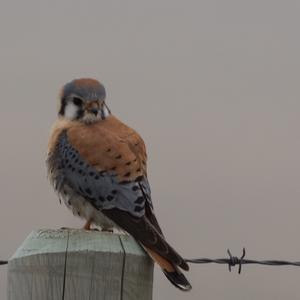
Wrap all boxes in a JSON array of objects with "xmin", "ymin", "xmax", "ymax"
[
  {"xmin": 64, "ymin": 102, "xmax": 78, "ymax": 120},
  {"xmin": 102, "ymin": 106, "xmax": 110, "ymax": 118}
]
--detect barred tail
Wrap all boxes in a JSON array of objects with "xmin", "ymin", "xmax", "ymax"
[{"xmin": 145, "ymin": 247, "xmax": 192, "ymax": 291}]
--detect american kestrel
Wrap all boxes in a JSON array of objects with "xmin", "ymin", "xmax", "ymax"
[{"xmin": 47, "ymin": 78, "xmax": 191, "ymax": 291}]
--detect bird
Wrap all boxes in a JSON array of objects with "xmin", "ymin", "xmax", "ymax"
[{"xmin": 46, "ymin": 78, "xmax": 192, "ymax": 291}]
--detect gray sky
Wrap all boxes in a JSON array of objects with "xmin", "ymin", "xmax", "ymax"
[{"xmin": 1, "ymin": 0, "xmax": 300, "ymax": 299}]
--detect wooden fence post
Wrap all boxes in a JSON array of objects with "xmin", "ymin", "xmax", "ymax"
[{"xmin": 7, "ymin": 229, "xmax": 153, "ymax": 300}]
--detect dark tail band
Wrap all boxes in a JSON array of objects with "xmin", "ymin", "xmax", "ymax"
[{"xmin": 163, "ymin": 269, "xmax": 192, "ymax": 291}]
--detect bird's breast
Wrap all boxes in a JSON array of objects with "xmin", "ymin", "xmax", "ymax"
[{"xmin": 58, "ymin": 182, "xmax": 117, "ymax": 230}]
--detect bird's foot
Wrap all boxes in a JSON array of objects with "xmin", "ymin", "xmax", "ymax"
[
  {"xmin": 82, "ymin": 219, "xmax": 99, "ymax": 231},
  {"xmin": 83, "ymin": 219, "xmax": 92, "ymax": 230}
]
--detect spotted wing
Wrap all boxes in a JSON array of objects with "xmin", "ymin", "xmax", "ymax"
[{"xmin": 48, "ymin": 130, "xmax": 147, "ymax": 217}]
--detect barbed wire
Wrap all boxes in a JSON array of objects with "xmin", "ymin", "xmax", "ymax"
[
  {"xmin": 2, "ymin": 248, "xmax": 300, "ymax": 273},
  {"xmin": 185, "ymin": 248, "xmax": 300, "ymax": 273}
]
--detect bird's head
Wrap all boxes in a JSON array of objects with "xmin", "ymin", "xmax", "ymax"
[{"xmin": 58, "ymin": 78, "xmax": 110, "ymax": 124}]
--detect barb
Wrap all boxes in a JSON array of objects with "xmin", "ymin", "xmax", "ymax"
[
  {"xmin": 3, "ymin": 248, "xmax": 300, "ymax": 274},
  {"xmin": 185, "ymin": 248, "xmax": 300, "ymax": 274}
]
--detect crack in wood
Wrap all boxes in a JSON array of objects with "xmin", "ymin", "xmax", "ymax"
[
  {"xmin": 62, "ymin": 231, "xmax": 70, "ymax": 300},
  {"xmin": 119, "ymin": 235, "xmax": 126, "ymax": 300}
]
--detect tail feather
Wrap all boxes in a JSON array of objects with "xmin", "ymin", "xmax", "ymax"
[
  {"xmin": 144, "ymin": 247, "xmax": 192, "ymax": 291},
  {"xmin": 163, "ymin": 269, "xmax": 192, "ymax": 291}
]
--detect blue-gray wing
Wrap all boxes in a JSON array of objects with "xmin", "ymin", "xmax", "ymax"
[{"xmin": 47, "ymin": 131, "xmax": 152, "ymax": 218}]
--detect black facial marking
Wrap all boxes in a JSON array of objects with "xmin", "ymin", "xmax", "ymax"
[
  {"xmin": 59, "ymin": 97, "xmax": 67, "ymax": 115},
  {"xmin": 126, "ymin": 162, "xmax": 131, "ymax": 166},
  {"xmin": 136, "ymin": 168, "xmax": 141, "ymax": 172},
  {"xmin": 98, "ymin": 196, "xmax": 105, "ymax": 202},
  {"xmin": 76, "ymin": 109, "xmax": 84, "ymax": 119},
  {"xmin": 89, "ymin": 172, "xmax": 95, "ymax": 176},
  {"xmin": 132, "ymin": 186, "xmax": 139, "ymax": 191},
  {"xmin": 111, "ymin": 190, "xmax": 117, "ymax": 195},
  {"xmin": 106, "ymin": 148, "xmax": 111, "ymax": 152},
  {"xmin": 73, "ymin": 97, "xmax": 83, "ymax": 106},
  {"xmin": 100, "ymin": 109, "xmax": 105, "ymax": 120},
  {"xmin": 124, "ymin": 172, "xmax": 131, "ymax": 177},
  {"xmin": 115, "ymin": 154, "xmax": 122, "ymax": 159}
]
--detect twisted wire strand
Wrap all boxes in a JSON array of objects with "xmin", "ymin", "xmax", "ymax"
[
  {"xmin": 2, "ymin": 248, "xmax": 300, "ymax": 272},
  {"xmin": 185, "ymin": 248, "xmax": 300, "ymax": 274}
]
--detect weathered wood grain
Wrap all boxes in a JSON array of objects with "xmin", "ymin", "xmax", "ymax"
[
  {"xmin": 7, "ymin": 229, "xmax": 153, "ymax": 300},
  {"xmin": 8, "ymin": 229, "xmax": 69, "ymax": 300},
  {"xmin": 63, "ymin": 230, "xmax": 124, "ymax": 300},
  {"xmin": 120, "ymin": 234, "xmax": 154, "ymax": 300}
]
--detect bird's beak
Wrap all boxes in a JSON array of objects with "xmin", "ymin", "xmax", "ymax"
[
  {"xmin": 88, "ymin": 108, "xmax": 99, "ymax": 116},
  {"xmin": 84, "ymin": 101, "xmax": 100, "ymax": 116}
]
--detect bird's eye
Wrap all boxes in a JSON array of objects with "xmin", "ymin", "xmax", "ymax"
[{"xmin": 73, "ymin": 97, "xmax": 83, "ymax": 106}]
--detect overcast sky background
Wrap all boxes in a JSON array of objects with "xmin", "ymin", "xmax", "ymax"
[{"xmin": 1, "ymin": 1, "xmax": 300, "ymax": 299}]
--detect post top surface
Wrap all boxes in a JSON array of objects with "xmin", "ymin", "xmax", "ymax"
[{"xmin": 10, "ymin": 229, "xmax": 149, "ymax": 260}]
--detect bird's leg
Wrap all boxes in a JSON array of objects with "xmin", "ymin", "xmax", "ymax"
[
  {"xmin": 83, "ymin": 219, "xmax": 92, "ymax": 230},
  {"xmin": 83, "ymin": 219, "xmax": 99, "ymax": 231}
]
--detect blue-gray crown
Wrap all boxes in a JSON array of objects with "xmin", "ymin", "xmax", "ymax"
[{"xmin": 62, "ymin": 78, "xmax": 106, "ymax": 101}]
